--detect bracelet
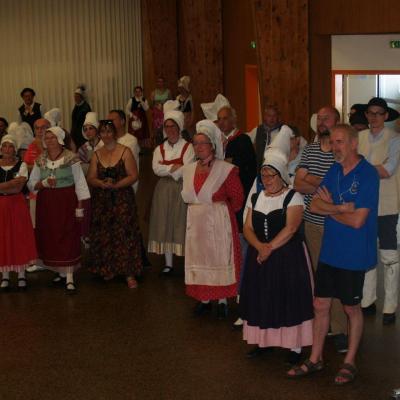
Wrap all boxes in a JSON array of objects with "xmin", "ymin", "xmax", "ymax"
[{"xmin": 75, "ymin": 208, "xmax": 84, "ymax": 218}]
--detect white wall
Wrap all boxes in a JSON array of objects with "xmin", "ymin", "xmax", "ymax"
[
  {"xmin": 0, "ymin": 0, "xmax": 142, "ymax": 130},
  {"xmin": 332, "ymin": 34, "xmax": 400, "ymax": 70}
]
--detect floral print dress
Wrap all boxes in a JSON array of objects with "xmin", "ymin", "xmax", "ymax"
[{"xmin": 88, "ymin": 154, "xmax": 142, "ymax": 278}]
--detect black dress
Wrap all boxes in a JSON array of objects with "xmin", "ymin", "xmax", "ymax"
[{"xmin": 239, "ymin": 190, "xmax": 314, "ymax": 349}]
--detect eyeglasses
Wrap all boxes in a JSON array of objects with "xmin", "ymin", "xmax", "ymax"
[
  {"xmin": 83, "ymin": 125, "xmax": 96, "ymax": 131},
  {"xmin": 193, "ymin": 141, "xmax": 212, "ymax": 147},
  {"xmin": 366, "ymin": 111, "xmax": 386, "ymax": 117}
]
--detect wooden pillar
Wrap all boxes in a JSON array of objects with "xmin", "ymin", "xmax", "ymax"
[
  {"xmin": 141, "ymin": 0, "xmax": 178, "ymax": 100},
  {"xmin": 253, "ymin": 0, "xmax": 310, "ymax": 138},
  {"xmin": 178, "ymin": 0, "xmax": 223, "ymax": 122}
]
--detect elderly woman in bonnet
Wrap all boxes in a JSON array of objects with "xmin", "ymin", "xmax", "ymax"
[
  {"xmin": 148, "ymin": 101, "xmax": 195, "ymax": 275},
  {"xmin": 86, "ymin": 119, "xmax": 142, "ymax": 289},
  {"xmin": 0, "ymin": 134, "xmax": 37, "ymax": 291},
  {"xmin": 28, "ymin": 126, "xmax": 90, "ymax": 293},
  {"xmin": 78, "ymin": 112, "xmax": 102, "ymax": 175},
  {"xmin": 181, "ymin": 119, "xmax": 244, "ymax": 319},
  {"xmin": 239, "ymin": 127, "xmax": 314, "ymax": 365},
  {"xmin": 77, "ymin": 112, "xmax": 102, "ymax": 246}
]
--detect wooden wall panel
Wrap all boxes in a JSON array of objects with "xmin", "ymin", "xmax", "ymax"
[
  {"xmin": 178, "ymin": 0, "xmax": 223, "ymax": 123},
  {"xmin": 310, "ymin": 0, "xmax": 400, "ymax": 35},
  {"xmin": 141, "ymin": 0, "xmax": 178, "ymax": 102},
  {"xmin": 253, "ymin": 0, "xmax": 309, "ymax": 138},
  {"xmin": 309, "ymin": 34, "xmax": 332, "ymax": 115},
  {"xmin": 222, "ymin": 0, "xmax": 258, "ymax": 130}
]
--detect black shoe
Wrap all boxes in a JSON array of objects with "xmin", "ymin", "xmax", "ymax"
[
  {"xmin": 52, "ymin": 274, "xmax": 66, "ymax": 286},
  {"xmin": 65, "ymin": 282, "xmax": 77, "ymax": 295},
  {"xmin": 383, "ymin": 313, "xmax": 396, "ymax": 325},
  {"xmin": 17, "ymin": 278, "xmax": 28, "ymax": 291},
  {"xmin": 285, "ymin": 351, "xmax": 303, "ymax": 365},
  {"xmin": 0, "ymin": 278, "xmax": 10, "ymax": 292},
  {"xmin": 159, "ymin": 266, "xmax": 174, "ymax": 277},
  {"xmin": 193, "ymin": 302, "xmax": 212, "ymax": 316},
  {"xmin": 333, "ymin": 333, "xmax": 348, "ymax": 353},
  {"xmin": 362, "ymin": 303, "xmax": 376, "ymax": 316},
  {"xmin": 232, "ymin": 317, "xmax": 243, "ymax": 331},
  {"xmin": 246, "ymin": 346, "xmax": 273, "ymax": 359},
  {"xmin": 217, "ymin": 303, "xmax": 228, "ymax": 319}
]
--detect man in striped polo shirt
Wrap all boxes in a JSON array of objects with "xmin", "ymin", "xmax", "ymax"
[{"xmin": 294, "ymin": 106, "xmax": 348, "ymax": 352}]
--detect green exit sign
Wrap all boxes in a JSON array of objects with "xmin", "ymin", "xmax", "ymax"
[{"xmin": 390, "ymin": 41, "xmax": 400, "ymax": 48}]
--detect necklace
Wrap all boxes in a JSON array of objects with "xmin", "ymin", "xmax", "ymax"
[{"xmin": 48, "ymin": 149, "xmax": 64, "ymax": 162}]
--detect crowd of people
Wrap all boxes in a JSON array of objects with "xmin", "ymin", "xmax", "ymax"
[{"xmin": 1, "ymin": 76, "xmax": 400, "ymax": 387}]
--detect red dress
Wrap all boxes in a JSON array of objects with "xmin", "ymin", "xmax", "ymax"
[{"xmin": 186, "ymin": 167, "xmax": 244, "ymax": 300}]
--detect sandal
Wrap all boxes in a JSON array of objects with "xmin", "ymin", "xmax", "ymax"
[
  {"xmin": 287, "ymin": 358, "xmax": 324, "ymax": 379},
  {"xmin": 334, "ymin": 363, "xmax": 357, "ymax": 385},
  {"xmin": 127, "ymin": 277, "xmax": 138, "ymax": 289}
]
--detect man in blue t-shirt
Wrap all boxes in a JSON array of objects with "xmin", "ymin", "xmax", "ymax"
[{"xmin": 288, "ymin": 124, "xmax": 379, "ymax": 385}]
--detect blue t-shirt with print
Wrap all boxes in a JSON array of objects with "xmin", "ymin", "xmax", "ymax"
[{"xmin": 319, "ymin": 157, "xmax": 379, "ymax": 271}]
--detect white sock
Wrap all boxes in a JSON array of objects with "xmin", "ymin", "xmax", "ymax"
[
  {"xmin": 1, "ymin": 272, "xmax": 10, "ymax": 287},
  {"xmin": 18, "ymin": 271, "xmax": 26, "ymax": 287},
  {"xmin": 66, "ymin": 272, "xmax": 74, "ymax": 284},
  {"xmin": 218, "ymin": 298, "xmax": 227, "ymax": 305},
  {"xmin": 164, "ymin": 252, "xmax": 173, "ymax": 267},
  {"xmin": 290, "ymin": 347, "xmax": 302, "ymax": 353},
  {"xmin": 59, "ymin": 272, "xmax": 66, "ymax": 278}
]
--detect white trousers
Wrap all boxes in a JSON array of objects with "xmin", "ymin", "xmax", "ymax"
[{"xmin": 362, "ymin": 249, "xmax": 400, "ymax": 314}]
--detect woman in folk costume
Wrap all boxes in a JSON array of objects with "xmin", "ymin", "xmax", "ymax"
[
  {"xmin": 28, "ymin": 126, "xmax": 90, "ymax": 293},
  {"xmin": 126, "ymin": 86, "xmax": 150, "ymax": 148},
  {"xmin": 78, "ymin": 112, "xmax": 102, "ymax": 246},
  {"xmin": 239, "ymin": 127, "xmax": 314, "ymax": 365},
  {"xmin": 148, "ymin": 101, "xmax": 195, "ymax": 275},
  {"xmin": 150, "ymin": 76, "xmax": 172, "ymax": 145},
  {"xmin": 0, "ymin": 134, "xmax": 37, "ymax": 291},
  {"xmin": 182, "ymin": 120, "xmax": 244, "ymax": 319}
]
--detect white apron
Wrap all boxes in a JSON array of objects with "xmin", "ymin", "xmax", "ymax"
[{"xmin": 181, "ymin": 160, "xmax": 236, "ymax": 286}]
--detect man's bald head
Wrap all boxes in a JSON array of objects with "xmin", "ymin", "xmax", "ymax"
[
  {"xmin": 217, "ymin": 106, "xmax": 237, "ymax": 134},
  {"xmin": 34, "ymin": 118, "xmax": 51, "ymax": 138}
]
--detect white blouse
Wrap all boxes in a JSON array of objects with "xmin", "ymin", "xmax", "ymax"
[
  {"xmin": 246, "ymin": 189, "xmax": 304, "ymax": 215},
  {"xmin": 152, "ymin": 138, "xmax": 195, "ymax": 181},
  {"xmin": 1, "ymin": 161, "xmax": 28, "ymax": 178},
  {"xmin": 28, "ymin": 157, "xmax": 90, "ymax": 201}
]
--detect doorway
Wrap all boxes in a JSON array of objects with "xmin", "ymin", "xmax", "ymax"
[{"xmin": 332, "ymin": 70, "xmax": 400, "ymax": 129}]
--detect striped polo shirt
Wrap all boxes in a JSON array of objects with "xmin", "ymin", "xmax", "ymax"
[{"xmin": 297, "ymin": 142, "xmax": 335, "ymax": 225}]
